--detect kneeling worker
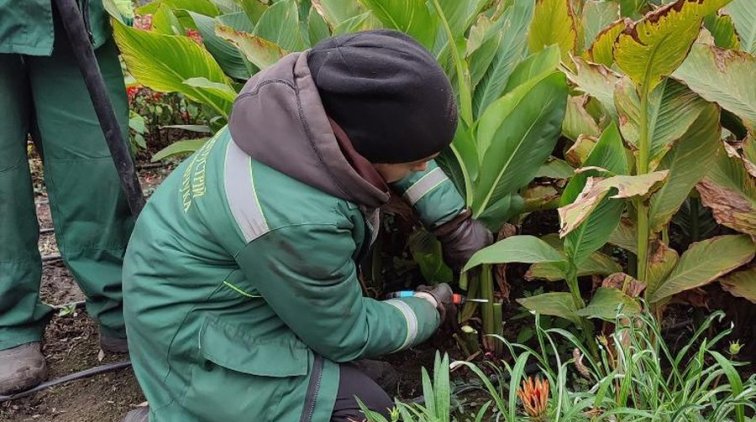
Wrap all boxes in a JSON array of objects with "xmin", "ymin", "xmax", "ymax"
[{"xmin": 122, "ymin": 30, "xmax": 491, "ymax": 422}]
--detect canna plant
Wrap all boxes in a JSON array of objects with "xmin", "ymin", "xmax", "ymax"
[
  {"xmin": 462, "ymin": 0, "xmax": 755, "ymax": 346},
  {"xmin": 359, "ymin": 0, "xmax": 570, "ymax": 352}
]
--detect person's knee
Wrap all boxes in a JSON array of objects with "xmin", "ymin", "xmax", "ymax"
[{"xmin": 331, "ymin": 364, "xmax": 394, "ymax": 421}]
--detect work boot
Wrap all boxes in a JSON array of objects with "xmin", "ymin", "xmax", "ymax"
[
  {"xmin": 122, "ymin": 406, "xmax": 150, "ymax": 422},
  {"xmin": 0, "ymin": 342, "xmax": 47, "ymax": 395},
  {"xmin": 100, "ymin": 333, "xmax": 129, "ymax": 354},
  {"xmin": 351, "ymin": 359, "xmax": 399, "ymax": 394}
]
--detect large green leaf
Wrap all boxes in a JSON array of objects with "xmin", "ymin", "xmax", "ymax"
[
  {"xmin": 152, "ymin": 138, "xmax": 209, "ymax": 161},
  {"xmin": 435, "ymin": 0, "xmax": 487, "ymax": 39},
  {"xmin": 613, "ymin": 0, "xmax": 732, "ymax": 93},
  {"xmin": 504, "ymin": 44, "xmax": 561, "ymax": 94},
  {"xmin": 703, "ymin": 14, "xmax": 740, "ymax": 49},
  {"xmin": 462, "ymin": 235, "xmax": 565, "ymax": 272},
  {"xmin": 563, "ymin": 123, "xmax": 628, "ymax": 266},
  {"xmin": 307, "ymin": 6, "xmax": 331, "ymax": 46},
  {"xmin": 559, "ymin": 171, "xmax": 668, "ymax": 237},
  {"xmin": 217, "ymin": 24, "xmax": 287, "ymax": 70},
  {"xmin": 332, "ymin": 11, "xmax": 375, "ymax": 35},
  {"xmin": 587, "ymin": 18, "xmax": 628, "ymax": 67},
  {"xmin": 527, "ymin": 250, "xmax": 622, "ymax": 281},
  {"xmin": 568, "ymin": 57, "xmax": 621, "ymax": 119},
  {"xmin": 649, "ymin": 234, "xmax": 755, "ymax": 302},
  {"xmin": 253, "ymin": 0, "xmax": 305, "ymax": 52},
  {"xmin": 190, "ymin": 12, "xmax": 252, "ymax": 80},
  {"xmin": 449, "ymin": 121, "xmax": 478, "ymax": 206},
  {"xmin": 646, "ymin": 241, "xmax": 679, "ymax": 295},
  {"xmin": 725, "ymin": 0, "xmax": 756, "ymax": 54},
  {"xmin": 719, "ymin": 267, "xmax": 756, "ymax": 304},
  {"xmin": 467, "ymin": 16, "xmax": 503, "ymax": 90},
  {"xmin": 140, "ymin": 0, "xmax": 220, "ymax": 17},
  {"xmin": 473, "ymin": 72, "xmax": 568, "ymax": 215},
  {"xmin": 472, "ymin": 0, "xmax": 534, "ymax": 118},
  {"xmin": 234, "ymin": 0, "xmax": 267, "ymax": 23},
  {"xmin": 615, "ymin": 78, "xmax": 709, "ymax": 169},
  {"xmin": 576, "ymin": 287, "xmax": 641, "ymax": 320},
  {"xmin": 649, "ymin": 103, "xmax": 721, "ymax": 231},
  {"xmin": 408, "ymin": 230, "xmax": 453, "ymax": 283},
  {"xmin": 582, "ymin": 0, "xmax": 620, "ymax": 51},
  {"xmin": 476, "ymin": 194, "xmax": 524, "ymax": 232},
  {"xmin": 528, "ymin": 0, "xmax": 578, "ymax": 61},
  {"xmin": 608, "ymin": 218, "xmax": 638, "ymax": 254},
  {"xmin": 112, "ymin": 20, "xmax": 233, "ymax": 117},
  {"xmin": 359, "ymin": 0, "xmax": 437, "ymax": 49},
  {"xmin": 152, "ymin": 3, "xmax": 184, "ymax": 35},
  {"xmin": 696, "ymin": 142, "xmax": 756, "ymax": 235},
  {"xmin": 517, "ymin": 292, "xmax": 580, "ymax": 324},
  {"xmin": 312, "ymin": 0, "xmax": 365, "ymax": 28},
  {"xmin": 537, "ymin": 157, "xmax": 575, "ymax": 179},
  {"xmin": 673, "ymin": 43, "xmax": 756, "ymax": 131}
]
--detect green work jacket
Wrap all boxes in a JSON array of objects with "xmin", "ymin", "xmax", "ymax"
[
  {"xmin": 0, "ymin": 0, "xmax": 111, "ymax": 55},
  {"xmin": 123, "ymin": 52, "xmax": 466, "ymax": 421}
]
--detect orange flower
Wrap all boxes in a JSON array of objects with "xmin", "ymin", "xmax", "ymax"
[{"xmin": 517, "ymin": 376, "xmax": 549, "ymax": 420}]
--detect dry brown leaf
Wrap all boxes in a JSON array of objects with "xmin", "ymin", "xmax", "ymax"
[{"xmin": 601, "ymin": 272, "xmax": 646, "ymax": 297}]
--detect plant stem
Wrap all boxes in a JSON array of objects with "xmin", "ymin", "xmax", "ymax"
[
  {"xmin": 492, "ymin": 303, "xmax": 504, "ymax": 356},
  {"xmin": 567, "ymin": 265, "xmax": 599, "ymax": 357},
  {"xmin": 636, "ymin": 84, "xmax": 651, "ymax": 283},
  {"xmin": 690, "ymin": 197, "xmax": 700, "ymax": 242},
  {"xmin": 480, "ymin": 264, "xmax": 496, "ymax": 351},
  {"xmin": 565, "ymin": 265, "xmax": 585, "ymax": 309}
]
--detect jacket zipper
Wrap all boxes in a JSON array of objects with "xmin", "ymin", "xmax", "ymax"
[{"xmin": 299, "ymin": 355, "xmax": 324, "ymax": 422}]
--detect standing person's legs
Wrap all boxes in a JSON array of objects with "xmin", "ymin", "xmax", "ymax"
[
  {"xmin": 26, "ymin": 22, "xmax": 134, "ymax": 348},
  {"xmin": 331, "ymin": 364, "xmax": 394, "ymax": 422},
  {"xmin": 0, "ymin": 53, "xmax": 51, "ymax": 394}
]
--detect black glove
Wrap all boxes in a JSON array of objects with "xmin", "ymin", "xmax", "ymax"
[
  {"xmin": 415, "ymin": 283, "xmax": 457, "ymax": 330},
  {"xmin": 433, "ymin": 209, "xmax": 493, "ymax": 272}
]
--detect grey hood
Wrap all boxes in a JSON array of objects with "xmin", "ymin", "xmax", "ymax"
[{"xmin": 228, "ymin": 52, "xmax": 390, "ymax": 209}]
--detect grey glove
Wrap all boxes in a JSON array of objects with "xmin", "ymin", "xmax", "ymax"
[
  {"xmin": 415, "ymin": 283, "xmax": 456, "ymax": 329},
  {"xmin": 433, "ymin": 209, "xmax": 493, "ymax": 272}
]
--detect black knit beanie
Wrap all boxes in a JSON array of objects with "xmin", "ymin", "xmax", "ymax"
[{"xmin": 307, "ymin": 30, "xmax": 458, "ymax": 164}]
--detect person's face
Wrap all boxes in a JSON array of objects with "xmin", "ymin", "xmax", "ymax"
[{"xmin": 373, "ymin": 154, "xmax": 439, "ymax": 183}]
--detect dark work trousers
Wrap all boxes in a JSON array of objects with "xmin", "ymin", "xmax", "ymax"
[{"xmin": 331, "ymin": 364, "xmax": 394, "ymax": 421}]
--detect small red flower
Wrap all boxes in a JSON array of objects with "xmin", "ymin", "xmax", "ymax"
[
  {"xmin": 186, "ymin": 29, "xmax": 203, "ymax": 45},
  {"xmin": 126, "ymin": 86, "xmax": 140, "ymax": 101},
  {"xmin": 133, "ymin": 14, "xmax": 153, "ymax": 31}
]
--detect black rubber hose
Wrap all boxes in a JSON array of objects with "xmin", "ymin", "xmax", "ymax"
[
  {"xmin": 53, "ymin": 0, "xmax": 145, "ymax": 216},
  {"xmin": 0, "ymin": 360, "xmax": 132, "ymax": 403}
]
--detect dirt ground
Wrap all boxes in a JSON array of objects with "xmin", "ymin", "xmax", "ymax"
[{"xmin": 0, "ymin": 162, "xmax": 173, "ymax": 422}]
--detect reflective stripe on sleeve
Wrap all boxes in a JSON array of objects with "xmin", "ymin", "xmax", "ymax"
[
  {"xmin": 224, "ymin": 141, "xmax": 269, "ymax": 242},
  {"xmin": 384, "ymin": 299, "xmax": 419, "ymax": 351},
  {"xmin": 402, "ymin": 167, "xmax": 449, "ymax": 205}
]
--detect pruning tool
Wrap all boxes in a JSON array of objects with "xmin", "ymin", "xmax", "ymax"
[{"xmin": 385, "ymin": 291, "xmax": 489, "ymax": 305}]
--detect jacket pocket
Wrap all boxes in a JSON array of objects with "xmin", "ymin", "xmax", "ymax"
[{"xmin": 197, "ymin": 316, "xmax": 310, "ymax": 377}]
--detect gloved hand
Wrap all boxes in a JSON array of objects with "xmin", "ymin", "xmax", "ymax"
[
  {"xmin": 414, "ymin": 283, "xmax": 457, "ymax": 330},
  {"xmin": 433, "ymin": 209, "xmax": 493, "ymax": 272}
]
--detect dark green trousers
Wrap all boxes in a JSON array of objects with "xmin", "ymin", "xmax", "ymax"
[{"xmin": 0, "ymin": 29, "xmax": 134, "ymax": 350}]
